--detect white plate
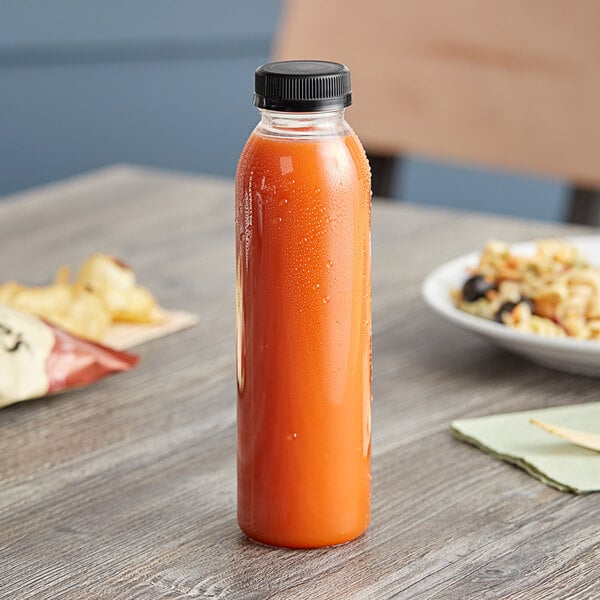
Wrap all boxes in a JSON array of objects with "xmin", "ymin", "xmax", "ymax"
[{"xmin": 422, "ymin": 235, "xmax": 600, "ymax": 377}]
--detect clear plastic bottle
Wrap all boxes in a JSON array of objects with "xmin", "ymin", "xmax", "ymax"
[{"xmin": 235, "ymin": 61, "xmax": 372, "ymax": 548}]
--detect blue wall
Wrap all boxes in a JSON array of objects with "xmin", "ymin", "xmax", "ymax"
[
  {"xmin": 398, "ymin": 157, "xmax": 569, "ymax": 222},
  {"xmin": 0, "ymin": 0, "xmax": 570, "ymax": 222},
  {"xmin": 0, "ymin": 1, "xmax": 280, "ymax": 195}
]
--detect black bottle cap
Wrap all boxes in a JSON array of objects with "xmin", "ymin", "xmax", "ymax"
[{"xmin": 254, "ymin": 60, "xmax": 352, "ymax": 112}]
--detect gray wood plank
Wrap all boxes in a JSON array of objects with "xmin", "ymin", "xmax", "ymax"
[{"xmin": 0, "ymin": 165, "xmax": 598, "ymax": 599}]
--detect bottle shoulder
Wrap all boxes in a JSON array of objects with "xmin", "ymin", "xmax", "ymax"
[
  {"xmin": 243, "ymin": 121, "xmax": 364, "ymax": 146},
  {"xmin": 252, "ymin": 110, "xmax": 354, "ymax": 141}
]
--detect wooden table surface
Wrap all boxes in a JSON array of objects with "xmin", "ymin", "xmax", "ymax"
[{"xmin": 1, "ymin": 166, "xmax": 598, "ymax": 599}]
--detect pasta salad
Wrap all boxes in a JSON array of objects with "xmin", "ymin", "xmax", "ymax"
[{"xmin": 453, "ymin": 239, "xmax": 600, "ymax": 340}]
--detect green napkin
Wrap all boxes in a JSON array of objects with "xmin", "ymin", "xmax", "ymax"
[{"xmin": 451, "ymin": 402, "xmax": 600, "ymax": 494}]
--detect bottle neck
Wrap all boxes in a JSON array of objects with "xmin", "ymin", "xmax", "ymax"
[{"xmin": 256, "ymin": 109, "xmax": 351, "ymax": 139}]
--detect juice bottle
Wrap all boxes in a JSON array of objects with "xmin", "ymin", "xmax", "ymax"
[{"xmin": 235, "ymin": 61, "xmax": 371, "ymax": 548}]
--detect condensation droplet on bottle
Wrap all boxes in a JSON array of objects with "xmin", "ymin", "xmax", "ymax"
[
  {"xmin": 312, "ymin": 283, "xmax": 320, "ymax": 290},
  {"xmin": 326, "ymin": 260, "xmax": 334, "ymax": 268},
  {"xmin": 287, "ymin": 432, "xmax": 298, "ymax": 441},
  {"xmin": 323, "ymin": 296, "xmax": 330, "ymax": 304},
  {"xmin": 303, "ymin": 237, "xmax": 308, "ymax": 243}
]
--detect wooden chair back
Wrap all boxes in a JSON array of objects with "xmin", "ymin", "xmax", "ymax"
[{"xmin": 275, "ymin": 0, "xmax": 600, "ymax": 221}]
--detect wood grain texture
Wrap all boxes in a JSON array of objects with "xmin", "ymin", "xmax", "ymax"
[
  {"xmin": 276, "ymin": 0, "xmax": 600, "ymax": 186},
  {"xmin": 0, "ymin": 165, "xmax": 598, "ymax": 599}
]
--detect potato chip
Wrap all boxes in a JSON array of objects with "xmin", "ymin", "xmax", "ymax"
[
  {"xmin": 0, "ymin": 254, "xmax": 165, "ymax": 342},
  {"xmin": 47, "ymin": 288, "xmax": 112, "ymax": 341},
  {"xmin": 0, "ymin": 281, "xmax": 23, "ymax": 304},
  {"xmin": 76, "ymin": 254, "xmax": 165, "ymax": 324},
  {"xmin": 8, "ymin": 284, "xmax": 73, "ymax": 316},
  {"xmin": 1, "ymin": 284, "xmax": 111, "ymax": 341},
  {"xmin": 53, "ymin": 265, "xmax": 71, "ymax": 286}
]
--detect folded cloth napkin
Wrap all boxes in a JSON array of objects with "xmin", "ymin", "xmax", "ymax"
[{"xmin": 451, "ymin": 402, "xmax": 600, "ymax": 494}]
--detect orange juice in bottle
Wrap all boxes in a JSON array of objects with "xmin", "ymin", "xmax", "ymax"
[{"xmin": 235, "ymin": 61, "xmax": 371, "ymax": 548}]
